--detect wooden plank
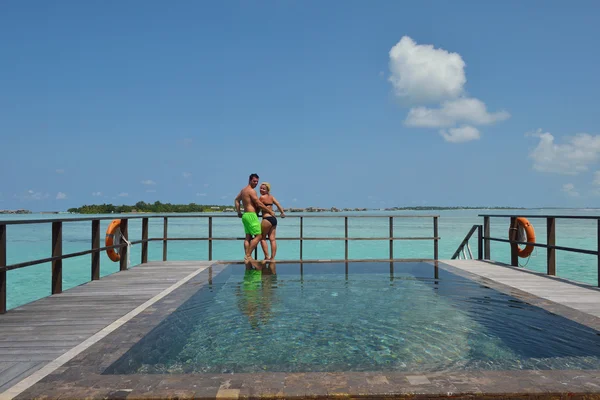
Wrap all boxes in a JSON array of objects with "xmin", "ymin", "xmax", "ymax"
[
  {"xmin": 0, "ymin": 362, "xmax": 45, "ymax": 391},
  {"xmin": 0, "ymin": 363, "xmax": 16, "ymax": 375},
  {"xmin": 0, "ymin": 261, "xmax": 213, "ymax": 393}
]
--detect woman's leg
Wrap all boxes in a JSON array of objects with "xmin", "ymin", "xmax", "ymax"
[
  {"xmin": 260, "ymin": 219, "xmax": 272, "ymax": 260},
  {"xmin": 269, "ymin": 227, "xmax": 278, "ymax": 260}
]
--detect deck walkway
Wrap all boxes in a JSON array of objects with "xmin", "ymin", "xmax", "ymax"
[
  {"xmin": 0, "ymin": 261, "xmax": 213, "ymax": 399},
  {"xmin": 2, "ymin": 259, "xmax": 600, "ymax": 399}
]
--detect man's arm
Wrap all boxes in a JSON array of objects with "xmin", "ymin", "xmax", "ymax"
[
  {"xmin": 234, "ymin": 191, "xmax": 242, "ymax": 217},
  {"xmin": 250, "ymin": 190, "xmax": 275, "ymax": 216},
  {"xmin": 272, "ymin": 197, "xmax": 286, "ymax": 218}
]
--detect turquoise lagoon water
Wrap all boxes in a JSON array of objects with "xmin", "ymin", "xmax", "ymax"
[{"xmin": 1, "ymin": 208, "xmax": 599, "ymax": 310}]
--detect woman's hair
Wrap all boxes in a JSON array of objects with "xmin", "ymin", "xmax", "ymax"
[{"xmin": 262, "ymin": 182, "xmax": 271, "ymax": 193}]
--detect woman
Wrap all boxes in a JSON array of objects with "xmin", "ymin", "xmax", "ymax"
[{"xmin": 258, "ymin": 182, "xmax": 285, "ymax": 261}]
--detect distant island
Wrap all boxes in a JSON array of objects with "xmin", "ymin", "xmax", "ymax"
[
  {"xmin": 67, "ymin": 201, "xmax": 235, "ymax": 214},
  {"xmin": 0, "ymin": 209, "xmax": 32, "ymax": 214},
  {"xmin": 66, "ymin": 202, "xmax": 528, "ymax": 214}
]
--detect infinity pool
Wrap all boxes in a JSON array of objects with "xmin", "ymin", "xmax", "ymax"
[{"xmin": 106, "ymin": 262, "xmax": 600, "ymax": 374}]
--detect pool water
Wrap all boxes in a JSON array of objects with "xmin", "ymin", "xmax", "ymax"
[{"xmin": 106, "ymin": 262, "xmax": 600, "ymax": 374}]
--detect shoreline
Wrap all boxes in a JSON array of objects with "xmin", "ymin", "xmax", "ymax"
[{"xmin": 3, "ymin": 206, "xmax": 599, "ymax": 216}]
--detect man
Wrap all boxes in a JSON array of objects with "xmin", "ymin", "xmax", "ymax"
[{"xmin": 234, "ymin": 173, "xmax": 275, "ymax": 261}]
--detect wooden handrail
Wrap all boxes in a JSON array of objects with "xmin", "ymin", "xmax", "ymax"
[
  {"xmin": 451, "ymin": 224, "xmax": 481, "ymax": 260},
  {"xmin": 479, "ymin": 214, "xmax": 600, "ymax": 287}
]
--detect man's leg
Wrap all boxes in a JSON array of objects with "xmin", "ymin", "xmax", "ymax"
[
  {"xmin": 247, "ymin": 234, "xmax": 262, "ymax": 258},
  {"xmin": 244, "ymin": 234, "xmax": 251, "ymax": 256},
  {"xmin": 260, "ymin": 238, "xmax": 269, "ymax": 260}
]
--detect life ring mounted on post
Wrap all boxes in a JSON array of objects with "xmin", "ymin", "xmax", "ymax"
[
  {"xmin": 105, "ymin": 219, "xmax": 121, "ymax": 262},
  {"xmin": 509, "ymin": 217, "xmax": 536, "ymax": 258}
]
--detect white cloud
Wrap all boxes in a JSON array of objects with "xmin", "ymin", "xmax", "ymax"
[
  {"xmin": 388, "ymin": 36, "xmax": 466, "ymax": 105},
  {"xmin": 55, "ymin": 169, "xmax": 65, "ymax": 174},
  {"xmin": 405, "ymin": 98, "xmax": 510, "ymax": 128},
  {"xmin": 20, "ymin": 190, "xmax": 49, "ymax": 201},
  {"xmin": 528, "ymin": 129, "xmax": 600, "ymax": 175},
  {"xmin": 118, "ymin": 192, "xmax": 129, "ymax": 197},
  {"xmin": 562, "ymin": 183, "xmax": 580, "ymax": 197},
  {"xmin": 141, "ymin": 180, "xmax": 156, "ymax": 185},
  {"xmin": 183, "ymin": 172, "xmax": 192, "ymax": 178},
  {"xmin": 197, "ymin": 193, "xmax": 207, "ymax": 197},
  {"xmin": 440, "ymin": 125, "xmax": 480, "ymax": 143},
  {"xmin": 292, "ymin": 198, "xmax": 297, "ymax": 202},
  {"xmin": 92, "ymin": 191, "xmax": 102, "ymax": 197},
  {"xmin": 388, "ymin": 36, "xmax": 509, "ymax": 143},
  {"xmin": 56, "ymin": 192, "xmax": 67, "ymax": 200}
]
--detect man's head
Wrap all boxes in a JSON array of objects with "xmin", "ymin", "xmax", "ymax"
[{"xmin": 248, "ymin": 173, "xmax": 259, "ymax": 188}]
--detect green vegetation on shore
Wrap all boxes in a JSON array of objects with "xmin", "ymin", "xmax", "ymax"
[
  {"xmin": 67, "ymin": 201, "xmax": 233, "ymax": 214},
  {"xmin": 67, "ymin": 201, "xmax": 528, "ymax": 215}
]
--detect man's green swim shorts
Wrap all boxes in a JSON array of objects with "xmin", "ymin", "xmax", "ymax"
[{"xmin": 242, "ymin": 212, "xmax": 261, "ymax": 235}]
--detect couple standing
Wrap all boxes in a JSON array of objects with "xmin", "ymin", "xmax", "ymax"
[{"xmin": 234, "ymin": 173, "xmax": 286, "ymax": 262}]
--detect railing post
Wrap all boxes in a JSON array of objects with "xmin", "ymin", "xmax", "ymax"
[
  {"xmin": 597, "ymin": 219, "xmax": 600, "ymax": 288},
  {"xmin": 484, "ymin": 216, "xmax": 490, "ymax": 260},
  {"xmin": 119, "ymin": 219, "xmax": 129, "ymax": 271},
  {"xmin": 547, "ymin": 217, "xmax": 556, "ymax": 276},
  {"xmin": 141, "ymin": 217, "xmax": 148, "ymax": 264},
  {"xmin": 91, "ymin": 220, "xmax": 100, "ymax": 281},
  {"xmin": 0, "ymin": 224, "xmax": 6, "ymax": 314},
  {"xmin": 300, "ymin": 217, "xmax": 303, "ymax": 261},
  {"xmin": 477, "ymin": 225, "xmax": 483, "ymax": 260},
  {"xmin": 389, "ymin": 217, "xmax": 393, "ymax": 260},
  {"xmin": 163, "ymin": 217, "xmax": 168, "ymax": 261},
  {"xmin": 208, "ymin": 217, "xmax": 213, "ymax": 261},
  {"xmin": 52, "ymin": 221, "xmax": 62, "ymax": 294},
  {"xmin": 433, "ymin": 216, "xmax": 438, "ymax": 261},
  {"xmin": 344, "ymin": 217, "xmax": 349, "ymax": 260},
  {"xmin": 509, "ymin": 217, "xmax": 518, "ymax": 266}
]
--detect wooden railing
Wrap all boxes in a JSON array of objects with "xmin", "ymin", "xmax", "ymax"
[
  {"xmin": 0, "ymin": 214, "xmax": 440, "ymax": 313},
  {"xmin": 453, "ymin": 214, "xmax": 600, "ymax": 286},
  {"xmin": 451, "ymin": 224, "xmax": 482, "ymax": 260}
]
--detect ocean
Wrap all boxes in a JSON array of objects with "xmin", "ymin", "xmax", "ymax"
[{"xmin": 1, "ymin": 208, "xmax": 598, "ymax": 311}]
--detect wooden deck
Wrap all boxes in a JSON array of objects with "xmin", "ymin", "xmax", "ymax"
[
  {"xmin": 2, "ymin": 259, "xmax": 600, "ymax": 399},
  {"xmin": 0, "ymin": 261, "xmax": 213, "ymax": 399}
]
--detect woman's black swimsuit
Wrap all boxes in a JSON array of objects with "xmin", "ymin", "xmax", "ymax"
[{"xmin": 263, "ymin": 203, "xmax": 277, "ymax": 227}]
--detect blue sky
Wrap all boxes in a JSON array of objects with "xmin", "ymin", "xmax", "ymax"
[{"xmin": 1, "ymin": 0, "xmax": 600, "ymax": 211}]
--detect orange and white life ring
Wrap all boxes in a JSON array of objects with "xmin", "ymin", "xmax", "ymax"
[
  {"xmin": 509, "ymin": 217, "xmax": 535, "ymax": 258},
  {"xmin": 105, "ymin": 219, "xmax": 121, "ymax": 262}
]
